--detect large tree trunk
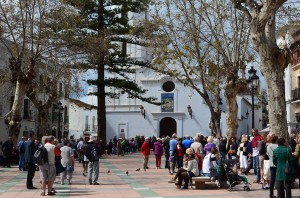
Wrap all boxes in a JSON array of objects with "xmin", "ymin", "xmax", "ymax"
[
  {"xmin": 38, "ymin": 108, "xmax": 48, "ymax": 137},
  {"xmin": 251, "ymin": 14, "xmax": 289, "ymax": 140},
  {"xmin": 97, "ymin": 60, "xmax": 107, "ymax": 143},
  {"xmin": 209, "ymin": 117, "xmax": 222, "ymax": 138},
  {"xmin": 225, "ymin": 94, "xmax": 238, "ymax": 139},
  {"xmin": 261, "ymin": 62, "xmax": 287, "ymax": 139},
  {"xmin": 4, "ymin": 81, "xmax": 27, "ymax": 144},
  {"xmin": 97, "ymin": 1, "xmax": 107, "ymax": 143}
]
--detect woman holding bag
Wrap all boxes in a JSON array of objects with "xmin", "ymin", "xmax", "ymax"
[
  {"xmin": 60, "ymin": 140, "xmax": 74, "ymax": 185},
  {"xmin": 273, "ymin": 137, "xmax": 294, "ymax": 198}
]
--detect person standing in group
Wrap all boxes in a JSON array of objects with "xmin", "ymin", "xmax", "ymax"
[
  {"xmin": 239, "ymin": 137, "xmax": 249, "ymax": 175},
  {"xmin": 40, "ymin": 136, "xmax": 56, "ymax": 196},
  {"xmin": 1, "ymin": 136, "xmax": 13, "ymax": 168},
  {"xmin": 204, "ymin": 136, "xmax": 217, "ymax": 155},
  {"xmin": 251, "ymin": 128, "xmax": 262, "ymax": 183},
  {"xmin": 190, "ymin": 135, "xmax": 204, "ymax": 159},
  {"xmin": 174, "ymin": 137, "xmax": 186, "ymax": 169},
  {"xmin": 18, "ymin": 136, "xmax": 27, "ymax": 171},
  {"xmin": 266, "ymin": 135, "xmax": 278, "ymax": 198},
  {"xmin": 85, "ymin": 136, "xmax": 100, "ymax": 185},
  {"xmin": 141, "ymin": 137, "xmax": 150, "ymax": 170},
  {"xmin": 162, "ymin": 137, "xmax": 170, "ymax": 170},
  {"xmin": 60, "ymin": 140, "xmax": 74, "ymax": 185},
  {"xmin": 182, "ymin": 135, "xmax": 193, "ymax": 149},
  {"xmin": 273, "ymin": 137, "xmax": 294, "ymax": 198},
  {"xmin": 153, "ymin": 138, "xmax": 163, "ymax": 169},
  {"xmin": 169, "ymin": 133, "xmax": 178, "ymax": 175},
  {"xmin": 25, "ymin": 132, "xmax": 37, "ymax": 189}
]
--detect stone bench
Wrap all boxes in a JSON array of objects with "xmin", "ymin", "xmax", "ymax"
[{"xmin": 191, "ymin": 177, "xmax": 213, "ymax": 189}]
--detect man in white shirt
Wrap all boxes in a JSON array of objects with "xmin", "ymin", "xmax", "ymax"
[{"xmin": 40, "ymin": 136, "xmax": 56, "ymax": 196}]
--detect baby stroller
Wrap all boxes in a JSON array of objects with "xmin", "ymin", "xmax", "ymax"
[{"xmin": 223, "ymin": 159, "xmax": 251, "ymax": 191}]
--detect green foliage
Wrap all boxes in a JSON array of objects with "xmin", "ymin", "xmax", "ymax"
[{"xmin": 65, "ymin": 0, "xmax": 159, "ymax": 105}]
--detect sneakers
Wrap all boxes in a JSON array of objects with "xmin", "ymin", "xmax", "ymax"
[
  {"xmin": 168, "ymin": 178, "xmax": 176, "ymax": 183},
  {"xmin": 93, "ymin": 182, "xmax": 100, "ymax": 185}
]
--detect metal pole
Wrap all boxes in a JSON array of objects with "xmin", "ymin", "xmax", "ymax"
[{"xmin": 251, "ymin": 85, "xmax": 255, "ymax": 129}]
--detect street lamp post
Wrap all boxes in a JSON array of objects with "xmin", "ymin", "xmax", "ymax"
[
  {"xmin": 55, "ymin": 101, "xmax": 64, "ymax": 139},
  {"xmin": 246, "ymin": 66, "xmax": 259, "ymax": 129}
]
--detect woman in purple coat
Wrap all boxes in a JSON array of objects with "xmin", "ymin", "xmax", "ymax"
[{"xmin": 153, "ymin": 138, "xmax": 164, "ymax": 169}]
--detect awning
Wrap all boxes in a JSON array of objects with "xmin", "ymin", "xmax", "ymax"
[{"xmin": 259, "ymin": 127, "xmax": 270, "ymax": 133}]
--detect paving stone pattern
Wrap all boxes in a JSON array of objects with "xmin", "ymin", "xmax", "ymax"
[{"xmin": 0, "ymin": 152, "xmax": 299, "ymax": 198}]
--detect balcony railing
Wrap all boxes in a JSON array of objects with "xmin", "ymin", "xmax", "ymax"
[{"xmin": 292, "ymin": 88, "xmax": 300, "ymax": 101}]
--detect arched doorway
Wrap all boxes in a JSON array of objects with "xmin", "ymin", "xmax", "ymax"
[{"xmin": 160, "ymin": 117, "xmax": 177, "ymax": 137}]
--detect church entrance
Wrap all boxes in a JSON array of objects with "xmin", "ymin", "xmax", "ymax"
[{"xmin": 159, "ymin": 117, "xmax": 177, "ymax": 137}]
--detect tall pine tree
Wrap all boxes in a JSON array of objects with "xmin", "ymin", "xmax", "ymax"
[{"xmin": 65, "ymin": 0, "xmax": 159, "ymax": 142}]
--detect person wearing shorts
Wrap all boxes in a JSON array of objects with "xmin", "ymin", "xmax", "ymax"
[{"xmin": 40, "ymin": 136, "xmax": 56, "ymax": 196}]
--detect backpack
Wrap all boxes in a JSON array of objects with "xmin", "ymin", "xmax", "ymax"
[
  {"xmin": 20, "ymin": 143, "xmax": 25, "ymax": 154},
  {"xmin": 33, "ymin": 145, "xmax": 49, "ymax": 165},
  {"xmin": 86, "ymin": 145, "xmax": 99, "ymax": 162}
]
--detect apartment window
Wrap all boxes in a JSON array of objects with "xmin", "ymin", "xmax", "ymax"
[
  {"xmin": 23, "ymin": 99, "xmax": 30, "ymax": 119},
  {"xmin": 59, "ymin": 83, "xmax": 63, "ymax": 97},
  {"xmin": 92, "ymin": 116, "xmax": 95, "ymax": 130},
  {"xmin": 64, "ymin": 107, "xmax": 68, "ymax": 124},
  {"xmin": 0, "ymin": 103, "xmax": 2, "ymax": 116},
  {"xmin": 85, "ymin": 115, "xmax": 89, "ymax": 131}
]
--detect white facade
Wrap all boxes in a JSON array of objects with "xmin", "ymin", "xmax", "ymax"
[
  {"xmin": 104, "ymin": 68, "xmax": 229, "ymax": 140},
  {"xmin": 237, "ymin": 96, "xmax": 263, "ymax": 137},
  {"xmin": 285, "ymin": 63, "xmax": 298, "ymax": 133},
  {"xmin": 68, "ymin": 99, "xmax": 97, "ymax": 140}
]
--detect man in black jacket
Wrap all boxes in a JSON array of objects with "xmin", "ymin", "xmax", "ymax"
[{"xmin": 25, "ymin": 131, "xmax": 37, "ymax": 189}]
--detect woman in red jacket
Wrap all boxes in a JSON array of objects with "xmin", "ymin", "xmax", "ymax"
[{"xmin": 141, "ymin": 137, "xmax": 150, "ymax": 171}]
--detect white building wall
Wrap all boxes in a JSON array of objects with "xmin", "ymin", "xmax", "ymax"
[
  {"xmin": 285, "ymin": 64, "xmax": 297, "ymax": 133},
  {"xmin": 69, "ymin": 102, "xmax": 97, "ymax": 140}
]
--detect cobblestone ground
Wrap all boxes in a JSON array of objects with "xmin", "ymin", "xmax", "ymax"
[{"xmin": 0, "ymin": 152, "xmax": 299, "ymax": 198}]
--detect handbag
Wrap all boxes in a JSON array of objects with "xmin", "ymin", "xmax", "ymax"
[
  {"xmin": 55, "ymin": 161, "xmax": 65, "ymax": 174},
  {"xmin": 228, "ymin": 148, "xmax": 236, "ymax": 155},
  {"xmin": 264, "ymin": 154, "xmax": 270, "ymax": 160},
  {"xmin": 66, "ymin": 165, "xmax": 74, "ymax": 172},
  {"xmin": 284, "ymin": 148, "xmax": 294, "ymax": 175}
]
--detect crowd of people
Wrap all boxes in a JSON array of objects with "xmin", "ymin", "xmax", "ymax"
[
  {"xmin": 1, "ymin": 129, "xmax": 299, "ymax": 198},
  {"xmin": 139, "ymin": 129, "xmax": 300, "ymax": 198}
]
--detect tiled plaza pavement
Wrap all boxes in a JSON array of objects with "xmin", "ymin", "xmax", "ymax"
[{"xmin": 0, "ymin": 152, "xmax": 300, "ymax": 198}]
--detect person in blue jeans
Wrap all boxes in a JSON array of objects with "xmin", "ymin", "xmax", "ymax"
[
  {"xmin": 18, "ymin": 136, "xmax": 27, "ymax": 171},
  {"xmin": 251, "ymin": 128, "xmax": 262, "ymax": 183}
]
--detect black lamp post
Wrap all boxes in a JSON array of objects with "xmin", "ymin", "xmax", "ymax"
[
  {"xmin": 246, "ymin": 66, "xmax": 259, "ymax": 129},
  {"xmin": 56, "ymin": 101, "xmax": 64, "ymax": 139}
]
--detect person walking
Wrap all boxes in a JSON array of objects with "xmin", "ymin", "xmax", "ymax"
[
  {"xmin": 60, "ymin": 140, "xmax": 74, "ymax": 185},
  {"xmin": 153, "ymin": 138, "xmax": 163, "ymax": 169},
  {"xmin": 18, "ymin": 136, "xmax": 27, "ymax": 171},
  {"xmin": 141, "ymin": 137, "xmax": 151, "ymax": 171},
  {"xmin": 85, "ymin": 136, "xmax": 100, "ymax": 185},
  {"xmin": 273, "ymin": 137, "xmax": 294, "ymax": 198},
  {"xmin": 25, "ymin": 132, "xmax": 37, "ymax": 189}
]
